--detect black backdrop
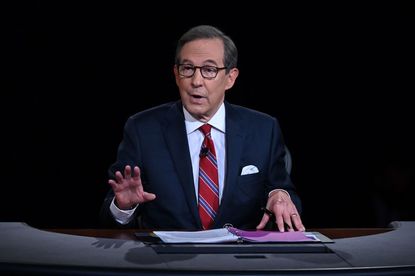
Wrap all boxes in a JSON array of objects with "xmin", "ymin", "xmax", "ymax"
[{"xmin": 3, "ymin": 2, "xmax": 414, "ymax": 228}]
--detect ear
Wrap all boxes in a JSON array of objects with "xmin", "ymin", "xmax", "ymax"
[
  {"xmin": 173, "ymin": 65, "xmax": 180, "ymax": 86},
  {"xmin": 224, "ymin": 68, "xmax": 239, "ymax": 90}
]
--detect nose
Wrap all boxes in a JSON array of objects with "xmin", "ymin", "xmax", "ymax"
[{"xmin": 191, "ymin": 67, "xmax": 204, "ymax": 87}]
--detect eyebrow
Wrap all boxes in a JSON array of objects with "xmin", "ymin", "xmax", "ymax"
[{"xmin": 180, "ymin": 59, "xmax": 220, "ymax": 66}]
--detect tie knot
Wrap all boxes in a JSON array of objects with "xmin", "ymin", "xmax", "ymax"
[{"xmin": 199, "ymin": 124, "xmax": 212, "ymax": 136}]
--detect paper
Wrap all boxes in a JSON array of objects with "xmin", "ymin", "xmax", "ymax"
[
  {"xmin": 153, "ymin": 228, "xmax": 319, "ymax": 243},
  {"xmin": 153, "ymin": 228, "xmax": 236, "ymax": 243}
]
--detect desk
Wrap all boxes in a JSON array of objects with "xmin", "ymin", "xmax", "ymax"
[
  {"xmin": 46, "ymin": 227, "xmax": 393, "ymax": 240},
  {"xmin": 1, "ymin": 221, "xmax": 415, "ymax": 275}
]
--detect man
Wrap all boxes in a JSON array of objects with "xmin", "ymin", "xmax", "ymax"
[{"xmin": 100, "ymin": 25, "xmax": 305, "ymax": 232}]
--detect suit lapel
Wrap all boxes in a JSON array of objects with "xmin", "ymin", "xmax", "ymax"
[
  {"xmin": 163, "ymin": 101, "xmax": 201, "ymax": 227},
  {"xmin": 214, "ymin": 103, "xmax": 245, "ymax": 227}
]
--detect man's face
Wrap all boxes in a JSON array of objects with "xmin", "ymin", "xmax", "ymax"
[{"xmin": 174, "ymin": 38, "xmax": 238, "ymax": 122}]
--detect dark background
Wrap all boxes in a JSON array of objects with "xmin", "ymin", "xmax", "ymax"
[{"xmin": 3, "ymin": 2, "xmax": 414, "ymax": 228}]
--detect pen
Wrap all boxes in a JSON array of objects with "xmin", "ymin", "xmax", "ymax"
[{"xmin": 261, "ymin": 207, "xmax": 292, "ymax": 231}]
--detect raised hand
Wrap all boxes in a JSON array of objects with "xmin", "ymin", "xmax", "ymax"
[{"xmin": 108, "ymin": 165, "xmax": 156, "ymax": 210}]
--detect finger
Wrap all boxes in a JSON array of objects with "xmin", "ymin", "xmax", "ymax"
[
  {"xmin": 108, "ymin": 179, "xmax": 124, "ymax": 193},
  {"xmin": 291, "ymin": 213, "xmax": 306, "ymax": 231},
  {"xmin": 275, "ymin": 212, "xmax": 286, "ymax": 232},
  {"xmin": 271, "ymin": 199, "xmax": 287, "ymax": 232},
  {"xmin": 114, "ymin": 171, "xmax": 124, "ymax": 183},
  {"xmin": 108, "ymin": 179, "xmax": 118, "ymax": 190},
  {"xmin": 256, "ymin": 213, "xmax": 270, "ymax": 230},
  {"xmin": 133, "ymin": 166, "xmax": 141, "ymax": 182},
  {"xmin": 124, "ymin": 165, "xmax": 132, "ymax": 180},
  {"xmin": 288, "ymin": 205, "xmax": 306, "ymax": 231},
  {"xmin": 283, "ymin": 213, "xmax": 294, "ymax": 232}
]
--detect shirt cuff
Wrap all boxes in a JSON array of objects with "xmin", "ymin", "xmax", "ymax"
[
  {"xmin": 268, "ymin": 189, "xmax": 290, "ymax": 198},
  {"xmin": 109, "ymin": 197, "xmax": 138, "ymax": 225}
]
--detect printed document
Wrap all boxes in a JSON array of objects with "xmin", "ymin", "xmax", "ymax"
[{"xmin": 153, "ymin": 228, "xmax": 319, "ymax": 243}]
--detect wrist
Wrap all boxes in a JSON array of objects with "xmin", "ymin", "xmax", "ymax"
[
  {"xmin": 114, "ymin": 199, "xmax": 137, "ymax": 210},
  {"xmin": 268, "ymin": 189, "xmax": 290, "ymax": 199}
]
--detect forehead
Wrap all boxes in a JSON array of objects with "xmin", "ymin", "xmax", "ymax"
[{"xmin": 179, "ymin": 38, "xmax": 224, "ymax": 65}]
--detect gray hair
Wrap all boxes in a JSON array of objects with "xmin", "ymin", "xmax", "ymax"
[{"xmin": 175, "ymin": 25, "xmax": 238, "ymax": 73}]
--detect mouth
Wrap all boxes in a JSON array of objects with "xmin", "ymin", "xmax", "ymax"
[
  {"xmin": 188, "ymin": 93, "xmax": 207, "ymax": 104},
  {"xmin": 189, "ymin": 92, "xmax": 207, "ymax": 99}
]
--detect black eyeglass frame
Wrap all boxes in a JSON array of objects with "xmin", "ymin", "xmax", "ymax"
[{"xmin": 176, "ymin": 64, "xmax": 227, "ymax": 79}]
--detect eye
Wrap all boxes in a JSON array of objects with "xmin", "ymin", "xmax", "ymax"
[
  {"xmin": 202, "ymin": 66, "xmax": 217, "ymax": 74},
  {"xmin": 181, "ymin": 64, "xmax": 194, "ymax": 71}
]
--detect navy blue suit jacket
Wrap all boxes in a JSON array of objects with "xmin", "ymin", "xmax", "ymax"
[{"xmin": 100, "ymin": 101, "xmax": 301, "ymax": 230}]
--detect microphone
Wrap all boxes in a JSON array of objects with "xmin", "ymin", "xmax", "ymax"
[{"xmin": 200, "ymin": 147, "xmax": 209, "ymax": 157}]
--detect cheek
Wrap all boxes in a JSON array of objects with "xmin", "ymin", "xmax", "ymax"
[
  {"xmin": 178, "ymin": 88, "xmax": 189, "ymax": 102},
  {"xmin": 207, "ymin": 89, "xmax": 226, "ymax": 106},
  {"xmin": 207, "ymin": 81, "xmax": 227, "ymax": 97},
  {"xmin": 176, "ymin": 80, "xmax": 190, "ymax": 95}
]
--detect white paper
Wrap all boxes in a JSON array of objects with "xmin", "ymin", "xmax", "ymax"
[{"xmin": 153, "ymin": 228, "xmax": 238, "ymax": 243}]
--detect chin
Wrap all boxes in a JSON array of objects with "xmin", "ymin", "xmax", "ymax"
[{"xmin": 186, "ymin": 106, "xmax": 208, "ymax": 120}]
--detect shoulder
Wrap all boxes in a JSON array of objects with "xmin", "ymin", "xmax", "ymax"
[
  {"xmin": 225, "ymin": 102, "xmax": 279, "ymax": 126},
  {"xmin": 125, "ymin": 101, "xmax": 182, "ymax": 126},
  {"xmin": 131, "ymin": 101, "xmax": 180, "ymax": 119}
]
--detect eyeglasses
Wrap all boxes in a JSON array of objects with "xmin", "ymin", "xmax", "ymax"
[{"xmin": 177, "ymin": 64, "xmax": 227, "ymax": 79}]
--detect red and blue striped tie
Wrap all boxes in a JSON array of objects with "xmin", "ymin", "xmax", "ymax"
[{"xmin": 198, "ymin": 124, "xmax": 219, "ymax": 230}]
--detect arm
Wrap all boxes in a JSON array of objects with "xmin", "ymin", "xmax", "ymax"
[
  {"xmin": 256, "ymin": 119, "xmax": 305, "ymax": 232},
  {"xmin": 100, "ymin": 117, "xmax": 156, "ymax": 227}
]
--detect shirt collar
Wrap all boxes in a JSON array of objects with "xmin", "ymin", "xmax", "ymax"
[{"xmin": 183, "ymin": 102, "xmax": 226, "ymax": 134}]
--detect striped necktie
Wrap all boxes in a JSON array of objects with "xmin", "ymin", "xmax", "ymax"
[{"xmin": 198, "ymin": 124, "xmax": 219, "ymax": 230}]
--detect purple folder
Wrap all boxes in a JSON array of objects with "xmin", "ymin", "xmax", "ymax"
[{"xmin": 227, "ymin": 227, "xmax": 317, "ymax": 242}]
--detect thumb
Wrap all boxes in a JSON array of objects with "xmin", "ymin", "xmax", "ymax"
[{"xmin": 143, "ymin": 192, "xmax": 156, "ymax": 201}]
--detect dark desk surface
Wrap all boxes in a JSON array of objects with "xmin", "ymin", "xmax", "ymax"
[
  {"xmin": 1, "ymin": 221, "xmax": 415, "ymax": 275},
  {"xmin": 45, "ymin": 227, "xmax": 392, "ymax": 240}
]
